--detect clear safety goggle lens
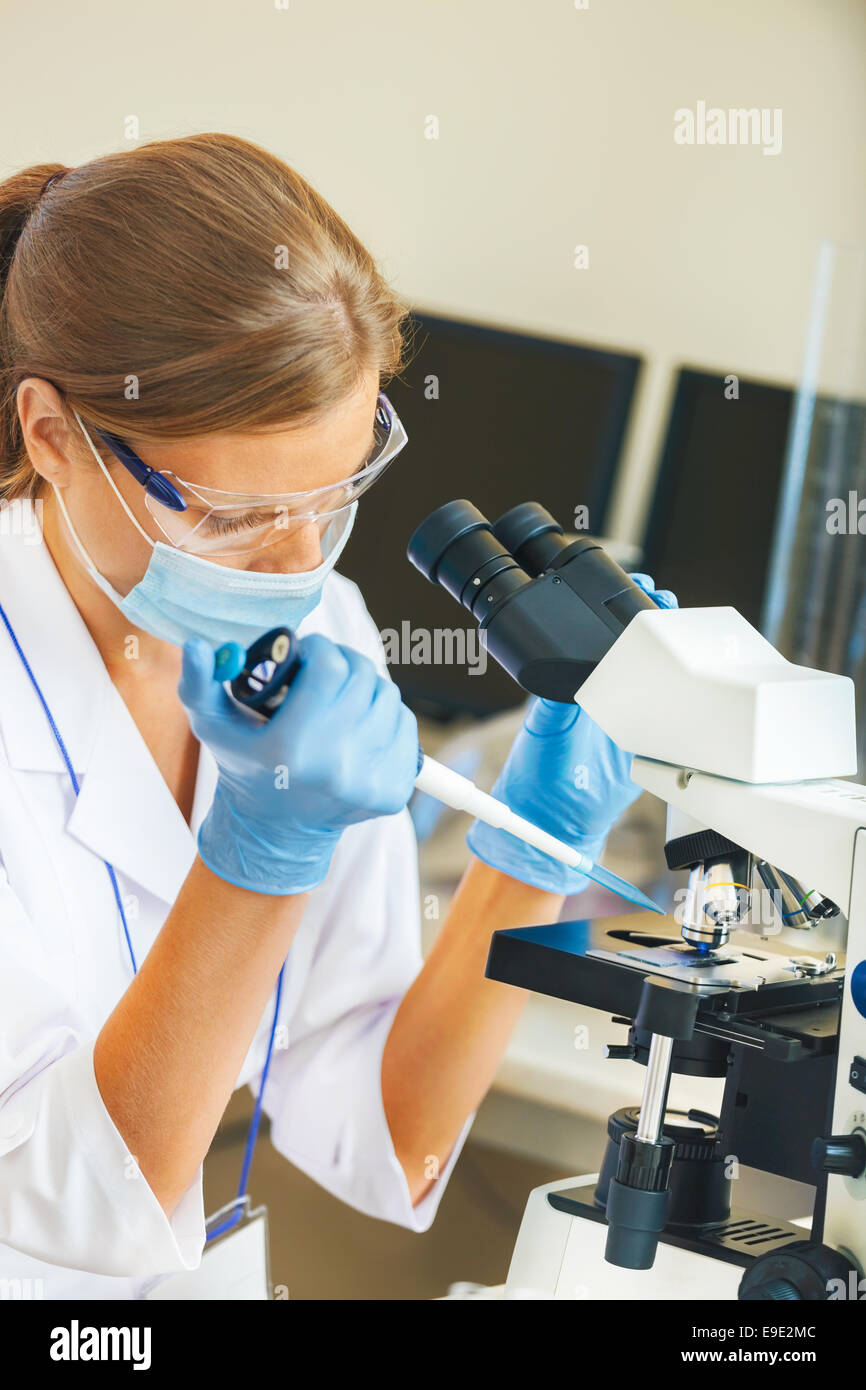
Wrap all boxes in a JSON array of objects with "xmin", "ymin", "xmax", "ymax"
[{"xmin": 142, "ymin": 395, "xmax": 407, "ymax": 556}]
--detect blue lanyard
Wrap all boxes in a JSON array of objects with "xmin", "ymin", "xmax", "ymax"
[{"xmin": 0, "ymin": 599, "xmax": 280, "ymax": 1242}]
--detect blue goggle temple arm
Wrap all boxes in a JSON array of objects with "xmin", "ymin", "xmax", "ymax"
[{"xmin": 92, "ymin": 427, "xmax": 187, "ymax": 513}]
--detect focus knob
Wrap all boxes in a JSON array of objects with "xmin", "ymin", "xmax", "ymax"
[
  {"xmin": 752, "ymin": 1279, "xmax": 800, "ymax": 1300},
  {"xmin": 811, "ymin": 1132, "xmax": 866, "ymax": 1178}
]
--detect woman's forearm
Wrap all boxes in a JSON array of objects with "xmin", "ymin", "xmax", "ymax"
[
  {"xmin": 381, "ymin": 858, "xmax": 564, "ymax": 1203},
  {"xmin": 93, "ymin": 857, "xmax": 308, "ymax": 1216}
]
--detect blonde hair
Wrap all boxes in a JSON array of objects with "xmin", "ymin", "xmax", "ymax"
[{"xmin": 0, "ymin": 132, "xmax": 410, "ymax": 498}]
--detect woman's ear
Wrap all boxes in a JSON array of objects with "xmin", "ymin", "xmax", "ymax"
[{"xmin": 16, "ymin": 377, "xmax": 79, "ymax": 488}]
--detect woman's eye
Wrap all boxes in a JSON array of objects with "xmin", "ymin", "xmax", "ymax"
[{"xmin": 203, "ymin": 509, "xmax": 274, "ymax": 536}]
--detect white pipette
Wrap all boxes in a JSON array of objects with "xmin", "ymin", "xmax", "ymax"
[
  {"xmin": 415, "ymin": 752, "xmax": 663, "ymax": 914},
  {"xmin": 214, "ymin": 632, "xmax": 663, "ymax": 915}
]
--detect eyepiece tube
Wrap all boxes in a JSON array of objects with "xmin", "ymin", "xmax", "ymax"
[
  {"xmin": 407, "ymin": 499, "xmax": 533, "ymax": 621},
  {"xmin": 406, "ymin": 500, "xmax": 490, "ymax": 587},
  {"xmin": 492, "ymin": 502, "xmax": 571, "ymax": 576}
]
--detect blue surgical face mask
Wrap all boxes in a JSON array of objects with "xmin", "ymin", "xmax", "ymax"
[{"xmin": 53, "ymin": 424, "xmax": 358, "ymax": 650}]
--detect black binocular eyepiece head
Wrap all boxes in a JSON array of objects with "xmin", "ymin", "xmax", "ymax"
[
  {"xmin": 407, "ymin": 499, "xmax": 572, "ymax": 599},
  {"xmin": 407, "ymin": 498, "xmax": 656, "ymax": 700},
  {"xmin": 407, "ymin": 500, "xmax": 529, "ymax": 620}
]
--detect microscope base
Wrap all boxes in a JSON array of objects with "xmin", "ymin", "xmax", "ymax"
[{"xmin": 505, "ymin": 1175, "xmax": 807, "ymax": 1299}]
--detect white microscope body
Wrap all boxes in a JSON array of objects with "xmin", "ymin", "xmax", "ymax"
[{"xmin": 504, "ymin": 606, "xmax": 866, "ymax": 1300}]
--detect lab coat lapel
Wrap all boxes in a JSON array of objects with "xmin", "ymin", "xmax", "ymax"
[
  {"xmin": 65, "ymin": 683, "xmax": 199, "ymax": 906},
  {"xmin": 0, "ymin": 502, "xmax": 203, "ymax": 906}
]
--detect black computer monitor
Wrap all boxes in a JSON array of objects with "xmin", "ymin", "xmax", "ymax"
[
  {"xmin": 341, "ymin": 311, "xmax": 642, "ymax": 717},
  {"xmin": 642, "ymin": 368, "xmax": 795, "ymax": 629}
]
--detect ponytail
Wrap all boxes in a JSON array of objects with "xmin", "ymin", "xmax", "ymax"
[{"xmin": 0, "ymin": 164, "xmax": 70, "ymax": 498}]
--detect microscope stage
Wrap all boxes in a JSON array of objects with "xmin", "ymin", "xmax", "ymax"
[
  {"xmin": 485, "ymin": 916, "xmax": 842, "ymax": 1065},
  {"xmin": 588, "ymin": 940, "xmax": 823, "ymax": 989}
]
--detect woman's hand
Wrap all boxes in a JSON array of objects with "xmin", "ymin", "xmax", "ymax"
[
  {"xmin": 179, "ymin": 633, "xmax": 419, "ymax": 894},
  {"xmin": 466, "ymin": 574, "xmax": 677, "ymax": 893}
]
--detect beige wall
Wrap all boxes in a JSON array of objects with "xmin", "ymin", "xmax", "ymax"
[{"xmin": 2, "ymin": 0, "xmax": 864, "ymax": 540}]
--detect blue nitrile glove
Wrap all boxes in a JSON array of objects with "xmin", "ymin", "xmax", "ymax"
[
  {"xmin": 179, "ymin": 633, "xmax": 419, "ymax": 894},
  {"xmin": 466, "ymin": 574, "xmax": 677, "ymax": 894}
]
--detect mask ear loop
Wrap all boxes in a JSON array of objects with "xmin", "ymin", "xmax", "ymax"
[
  {"xmin": 52, "ymin": 484, "xmax": 95, "ymax": 570},
  {"xmin": 71, "ymin": 408, "xmax": 156, "ymax": 547},
  {"xmin": 51, "ymin": 484, "xmax": 131, "ymax": 609}
]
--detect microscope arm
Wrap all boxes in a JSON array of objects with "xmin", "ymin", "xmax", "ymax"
[{"xmin": 576, "ymin": 604, "xmax": 856, "ymax": 784}]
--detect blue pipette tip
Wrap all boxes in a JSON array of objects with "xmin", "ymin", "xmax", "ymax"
[{"xmin": 585, "ymin": 861, "xmax": 665, "ymax": 915}]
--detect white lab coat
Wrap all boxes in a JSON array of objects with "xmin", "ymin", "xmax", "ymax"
[{"xmin": 0, "ymin": 505, "xmax": 469, "ymax": 1298}]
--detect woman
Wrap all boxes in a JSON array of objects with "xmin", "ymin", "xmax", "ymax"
[{"xmin": 0, "ymin": 132, "xmax": 673, "ymax": 1298}]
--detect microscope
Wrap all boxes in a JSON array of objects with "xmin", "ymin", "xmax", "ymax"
[{"xmin": 408, "ymin": 500, "xmax": 866, "ymax": 1301}]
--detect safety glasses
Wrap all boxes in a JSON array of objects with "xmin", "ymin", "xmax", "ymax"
[{"xmin": 90, "ymin": 393, "xmax": 407, "ymax": 556}]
